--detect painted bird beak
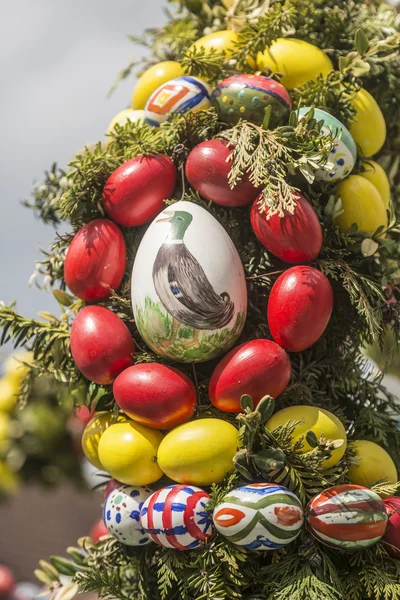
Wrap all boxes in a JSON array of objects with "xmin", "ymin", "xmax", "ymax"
[{"xmin": 156, "ymin": 210, "xmax": 174, "ymax": 223}]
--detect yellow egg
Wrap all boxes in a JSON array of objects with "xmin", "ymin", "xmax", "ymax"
[
  {"xmin": 0, "ymin": 461, "xmax": 20, "ymax": 495},
  {"xmin": 98, "ymin": 421, "xmax": 163, "ymax": 485},
  {"xmin": 132, "ymin": 61, "xmax": 184, "ymax": 110},
  {"xmin": 267, "ymin": 405, "xmax": 347, "ymax": 469},
  {"xmin": 157, "ymin": 418, "xmax": 238, "ymax": 486},
  {"xmin": 256, "ymin": 38, "xmax": 333, "ymax": 89},
  {"xmin": 335, "ymin": 175, "xmax": 388, "ymax": 235},
  {"xmin": 359, "ymin": 160, "xmax": 390, "ymax": 208},
  {"xmin": 350, "ymin": 88, "xmax": 386, "ymax": 157},
  {"xmin": 0, "ymin": 377, "xmax": 19, "ymax": 413},
  {"xmin": 81, "ymin": 411, "xmax": 129, "ymax": 469},
  {"xmin": 106, "ymin": 109, "xmax": 145, "ymax": 134},
  {"xmin": 348, "ymin": 440, "xmax": 397, "ymax": 489},
  {"xmin": 3, "ymin": 351, "xmax": 33, "ymax": 384},
  {"xmin": 189, "ymin": 30, "xmax": 238, "ymax": 57}
]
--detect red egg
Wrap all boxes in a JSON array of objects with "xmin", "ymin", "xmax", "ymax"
[
  {"xmin": 113, "ymin": 363, "xmax": 196, "ymax": 429},
  {"xmin": 70, "ymin": 306, "xmax": 134, "ymax": 384},
  {"xmin": 209, "ymin": 339, "xmax": 291, "ymax": 413},
  {"xmin": 267, "ymin": 266, "xmax": 333, "ymax": 352},
  {"xmin": 89, "ymin": 518, "xmax": 109, "ymax": 543},
  {"xmin": 383, "ymin": 497, "xmax": 400, "ymax": 558},
  {"xmin": 102, "ymin": 154, "xmax": 177, "ymax": 226},
  {"xmin": 185, "ymin": 139, "xmax": 260, "ymax": 207},
  {"xmin": 0, "ymin": 566, "xmax": 15, "ymax": 598},
  {"xmin": 104, "ymin": 478, "xmax": 121, "ymax": 500},
  {"xmin": 74, "ymin": 405, "xmax": 95, "ymax": 425},
  {"xmin": 64, "ymin": 219, "xmax": 126, "ymax": 302},
  {"xmin": 250, "ymin": 193, "xmax": 322, "ymax": 263}
]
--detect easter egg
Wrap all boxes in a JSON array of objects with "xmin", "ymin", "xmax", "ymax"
[
  {"xmin": 267, "ymin": 405, "xmax": 347, "ymax": 469},
  {"xmin": 81, "ymin": 412, "xmax": 129, "ymax": 469},
  {"xmin": 3, "ymin": 351, "xmax": 33, "ymax": 383},
  {"xmin": 64, "ymin": 219, "xmax": 126, "ymax": 302},
  {"xmin": 213, "ymin": 483, "xmax": 303, "ymax": 550},
  {"xmin": 267, "ymin": 266, "xmax": 333, "ymax": 352},
  {"xmin": 132, "ymin": 61, "xmax": 184, "ymax": 110},
  {"xmin": 106, "ymin": 109, "xmax": 145, "ymax": 134},
  {"xmin": 0, "ymin": 377, "xmax": 19, "ymax": 413},
  {"xmin": 89, "ymin": 518, "xmax": 109, "ymax": 543},
  {"xmin": 256, "ymin": 38, "xmax": 333, "ymax": 89},
  {"xmin": 131, "ymin": 200, "xmax": 247, "ymax": 363},
  {"xmin": 185, "ymin": 139, "xmax": 260, "ymax": 207},
  {"xmin": 306, "ymin": 484, "xmax": 387, "ymax": 550},
  {"xmin": 103, "ymin": 154, "xmax": 177, "ymax": 227},
  {"xmin": 360, "ymin": 160, "xmax": 390, "ymax": 208},
  {"xmin": 98, "ymin": 420, "xmax": 163, "ymax": 486},
  {"xmin": 348, "ymin": 440, "xmax": 398, "ymax": 488},
  {"xmin": 212, "ymin": 74, "xmax": 291, "ymax": 126},
  {"xmin": 297, "ymin": 107, "xmax": 357, "ymax": 182},
  {"xmin": 113, "ymin": 363, "xmax": 196, "ymax": 430},
  {"xmin": 103, "ymin": 484, "xmax": 152, "ymax": 546},
  {"xmin": 145, "ymin": 76, "xmax": 211, "ymax": 127},
  {"xmin": 250, "ymin": 193, "xmax": 322, "ymax": 263},
  {"xmin": 350, "ymin": 88, "xmax": 386, "ymax": 157},
  {"xmin": 383, "ymin": 496, "xmax": 400, "ymax": 558},
  {"xmin": 0, "ymin": 566, "xmax": 15, "ymax": 598},
  {"xmin": 209, "ymin": 339, "xmax": 291, "ymax": 413},
  {"xmin": 104, "ymin": 478, "xmax": 121, "ymax": 500},
  {"xmin": 335, "ymin": 175, "xmax": 388, "ymax": 235},
  {"xmin": 70, "ymin": 306, "xmax": 134, "ymax": 384},
  {"xmin": 157, "ymin": 418, "xmax": 238, "ymax": 485},
  {"xmin": 189, "ymin": 30, "xmax": 238, "ymax": 57},
  {"xmin": 140, "ymin": 484, "xmax": 213, "ymax": 549}
]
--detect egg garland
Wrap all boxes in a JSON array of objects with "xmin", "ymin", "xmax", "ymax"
[
  {"xmin": 383, "ymin": 497, "xmax": 400, "ymax": 558},
  {"xmin": 347, "ymin": 440, "xmax": 398, "ymax": 489},
  {"xmin": 132, "ymin": 61, "xmax": 184, "ymax": 110},
  {"xmin": 140, "ymin": 484, "xmax": 213, "ymax": 550},
  {"xmin": 306, "ymin": 484, "xmax": 388, "ymax": 550},
  {"xmin": 103, "ymin": 484, "xmax": 152, "ymax": 546}
]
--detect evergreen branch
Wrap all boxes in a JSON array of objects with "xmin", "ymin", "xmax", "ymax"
[
  {"xmin": 24, "ymin": 163, "xmax": 71, "ymax": 226},
  {"xmin": 181, "ymin": 46, "xmax": 227, "ymax": 81}
]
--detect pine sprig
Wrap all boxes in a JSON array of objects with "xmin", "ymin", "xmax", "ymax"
[{"xmin": 24, "ymin": 163, "xmax": 71, "ymax": 226}]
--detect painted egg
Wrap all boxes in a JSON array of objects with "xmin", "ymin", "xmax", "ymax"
[
  {"xmin": 157, "ymin": 418, "xmax": 238, "ymax": 485},
  {"xmin": 250, "ymin": 193, "xmax": 322, "ymax": 263},
  {"xmin": 267, "ymin": 405, "xmax": 347, "ymax": 469},
  {"xmin": 306, "ymin": 484, "xmax": 387, "ymax": 550},
  {"xmin": 81, "ymin": 411, "xmax": 129, "ymax": 469},
  {"xmin": 383, "ymin": 496, "xmax": 400, "ymax": 558},
  {"xmin": 212, "ymin": 74, "xmax": 291, "ymax": 126},
  {"xmin": 335, "ymin": 175, "xmax": 388, "ymax": 235},
  {"xmin": 348, "ymin": 440, "xmax": 397, "ymax": 489},
  {"xmin": 213, "ymin": 483, "xmax": 304, "ymax": 550},
  {"xmin": 132, "ymin": 61, "xmax": 184, "ymax": 110},
  {"xmin": 145, "ymin": 76, "xmax": 211, "ymax": 127},
  {"xmin": 131, "ymin": 200, "xmax": 247, "ymax": 363},
  {"xmin": 140, "ymin": 484, "xmax": 213, "ymax": 549},
  {"xmin": 103, "ymin": 154, "xmax": 177, "ymax": 227},
  {"xmin": 106, "ymin": 109, "xmax": 145, "ymax": 134},
  {"xmin": 209, "ymin": 339, "xmax": 291, "ymax": 413},
  {"xmin": 89, "ymin": 518, "xmax": 109, "ymax": 543},
  {"xmin": 103, "ymin": 484, "xmax": 152, "ymax": 546},
  {"xmin": 297, "ymin": 107, "xmax": 357, "ymax": 182},
  {"xmin": 360, "ymin": 160, "xmax": 390, "ymax": 208},
  {"xmin": 350, "ymin": 88, "xmax": 386, "ymax": 157},
  {"xmin": 189, "ymin": 30, "xmax": 238, "ymax": 57},
  {"xmin": 267, "ymin": 266, "xmax": 333, "ymax": 352},
  {"xmin": 113, "ymin": 363, "xmax": 197, "ymax": 430}
]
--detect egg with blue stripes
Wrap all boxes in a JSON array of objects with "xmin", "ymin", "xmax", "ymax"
[
  {"xmin": 140, "ymin": 484, "xmax": 213, "ymax": 550},
  {"xmin": 103, "ymin": 484, "xmax": 152, "ymax": 546},
  {"xmin": 145, "ymin": 76, "xmax": 212, "ymax": 127}
]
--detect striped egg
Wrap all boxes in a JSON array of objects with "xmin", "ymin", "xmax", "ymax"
[
  {"xmin": 306, "ymin": 484, "xmax": 388, "ymax": 550},
  {"xmin": 140, "ymin": 484, "xmax": 213, "ymax": 550},
  {"xmin": 213, "ymin": 483, "xmax": 304, "ymax": 550},
  {"xmin": 103, "ymin": 484, "xmax": 152, "ymax": 546}
]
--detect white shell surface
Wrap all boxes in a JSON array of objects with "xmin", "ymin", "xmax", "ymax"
[{"xmin": 103, "ymin": 484, "xmax": 152, "ymax": 546}]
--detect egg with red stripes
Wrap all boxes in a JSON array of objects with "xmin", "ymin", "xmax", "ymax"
[
  {"xmin": 103, "ymin": 484, "xmax": 152, "ymax": 546},
  {"xmin": 140, "ymin": 484, "xmax": 213, "ymax": 550},
  {"xmin": 306, "ymin": 484, "xmax": 388, "ymax": 550},
  {"xmin": 213, "ymin": 483, "xmax": 304, "ymax": 550}
]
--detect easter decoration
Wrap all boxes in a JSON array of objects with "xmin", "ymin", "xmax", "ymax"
[{"xmin": 3, "ymin": 1, "xmax": 400, "ymax": 600}]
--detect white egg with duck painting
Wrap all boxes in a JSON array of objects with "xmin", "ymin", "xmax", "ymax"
[{"xmin": 131, "ymin": 201, "xmax": 247, "ymax": 362}]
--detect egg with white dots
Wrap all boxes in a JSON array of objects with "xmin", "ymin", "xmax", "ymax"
[{"xmin": 103, "ymin": 484, "xmax": 153, "ymax": 546}]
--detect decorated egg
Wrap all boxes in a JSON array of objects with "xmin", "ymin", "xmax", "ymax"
[
  {"xmin": 212, "ymin": 74, "xmax": 291, "ymax": 126},
  {"xmin": 132, "ymin": 61, "xmax": 184, "ymax": 110},
  {"xmin": 185, "ymin": 139, "xmax": 260, "ymax": 207},
  {"xmin": 189, "ymin": 30, "xmax": 238, "ymax": 57},
  {"xmin": 306, "ymin": 484, "xmax": 387, "ymax": 550},
  {"xmin": 350, "ymin": 88, "xmax": 386, "ymax": 157},
  {"xmin": 250, "ymin": 193, "xmax": 322, "ymax": 263},
  {"xmin": 81, "ymin": 412, "xmax": 129, "ymax": 469},
  {"xmin": 266, "ymin": 405, "xmax": 347, "ymax": 469},
  {"xmin": 348, "ymin": 440, "xmax": 397, "ymax": 489},
  {"xmin": 209, "ymin": 339, "xmax": 291, "ymax": 413},
  {"xmin": 335, "ymin": 175, "xmax": 388, "ymax": 236},
  {"xmin": 297, "ymin": 107, "xmax": 357, "ymax": 182},
  {"xmin": 103, "ymin": 154, "xmax": 177, "ymax": 227},
  {"xmin": 113, "ymin": 363, "xmax": 196, "ymax": 430},
  {"xmin": 360, "ymin": 160, "xmax": 390, "ymax": 208},
  {"xmin": 140, "ymin": 484, "xmax": 213, "ymax": 549},
  {"xmin": 213, "ymin": 483, "xmax": 303, "ymax": 550},
  {"xmin": 145, "ymin": 76, "xmax": 211, "ymax": 127},
  {"xmin": 383, "ymin": 497, "xmax": 400, "ymax": 558},
  {"xmin": 103, "ymin": 484, "xmax": 152, "ymax": 546},
  {"xmin": 89, "ymin": 518, "xmax": 109, "ymax": 543},
  {"xmin": 131, "ymin": 200, "xmax": 247, "ymax": 363},
  {"xmin": 106, "ymin": 109, "xmax": 145, "ymax": 134},
  {"xmin": 256, "ymin": 38, "xmax": 333, "ymax": 89},
  {"xmin": 157, "ymin": 418, "xmax": 238, "ymax": 485},
  {"xmin": 267, "ymin": 266, "xmax": 333, "ymax": 352},
  {"xmin": 70, "ymin": 306, "xmax": 134, "ymax": 384}
]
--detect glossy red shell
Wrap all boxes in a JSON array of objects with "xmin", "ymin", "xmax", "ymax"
[
  {"xmin": 113, "ymin": 363, "xmax": 196, "ymax": 430},
  {"xmin": 383, "ymin": 497, "xmax": 400, "ymax": 558},
  {"xmin": 64, "ymin": 219, "xmax": 126, "ymax": 302},
  {"xmin": 209, "ymin": 339, "xmax": 291, "ymax": 413},
  {"xmin": 70, "ymin": 306, "xmax": 134, "ymax": 384},
  {"xmin": 102, "ymin": 154, "xmax": 177, "ymax": 227},
  {"xmin": 0, "ymin": 566, "xmax": 15, "ymax": 598},
  {"xmin": 185, "ymin": 139, "xmax": 260, "ymax": 207},
  {"xmin": 89, "ymin": 518, "xmax": 109, "ymax": 543},
  {"xmin": 250, "ymin": 194, "xmax": 322, "ymax": 263},
  {"xmin": 267, "ymin": 266, "xmax": 333, "ymax": 352}
]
